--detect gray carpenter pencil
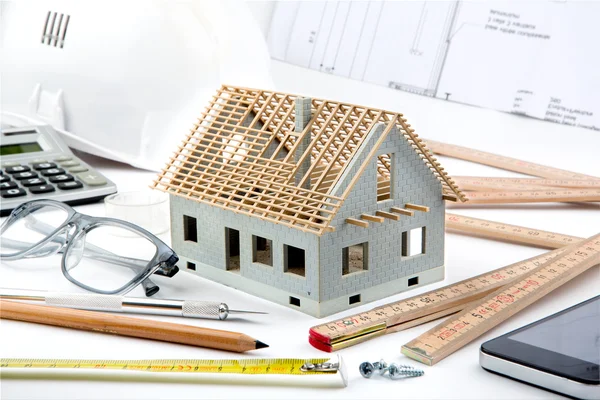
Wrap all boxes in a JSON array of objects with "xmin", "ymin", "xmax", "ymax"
[{"xmin": 0, "ymin": 300, "xmax": 268, "ymax": 352}]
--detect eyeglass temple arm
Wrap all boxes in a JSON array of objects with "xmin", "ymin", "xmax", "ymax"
[
  {"xmin": 23, "ymin": 217, "xmax": 177, "ymax": 277},
  {"xmin": 4, "ymin": 235, "xmax": 151, "ymax": 270},
  {"xmin": 3, "ymin": 237, "xmax": 163, "ymax": 297},
  {"xmin": 84, "ymin": 248, "xmax": 178, "ymax": 277}
]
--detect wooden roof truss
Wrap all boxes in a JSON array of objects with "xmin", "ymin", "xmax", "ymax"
[{"xmin": 153, "ymin": 85, "xmax": 465, "ymax": 235}]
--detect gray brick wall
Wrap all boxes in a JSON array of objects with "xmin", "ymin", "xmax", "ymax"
[
  {"xmin": 319, "ymin": 124, "xmax": 445, "ymax": 302},
  {"xmin": 170, "ymin": 196, "xmax": 320, "ymax": 300},
  {"xmin": 169, "ymin": 121, "xmax": 445, "ymax": 310}
]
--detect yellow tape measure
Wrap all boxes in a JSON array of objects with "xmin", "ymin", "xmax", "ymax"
[
  {"xmin": 308, "ymin": 215, "xmax": 591, "ymax": 352},
  {"xmin": 0, "ymin": 356, "xmax": 347, "ymax": 386},
  {"xmin": 402, "ymin": 233, "xmax": 600, "ymax": 365}
]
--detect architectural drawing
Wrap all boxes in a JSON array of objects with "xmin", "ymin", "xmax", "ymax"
[
  {"xmin": 153, "ymin": 85, "xmax": 466, "ymax": 317},
  {"xmin": 268, "ymin": 1, "xmax": 600, "ymax": 131}
]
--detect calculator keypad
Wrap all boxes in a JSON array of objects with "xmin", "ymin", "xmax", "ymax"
[
  {"xmin": 58, "ymin": 181, "xmax": 83, "ymax": 190},
  {"xmin": 5, "ymin": 165, "xmax": 31, "ymax": 174},
  {"xmin": 41, "ymin": 168, "xmax": 66, "ymax": 177},
  {"xmin": 0, "ymin": 181, "xmax": 18, "ymax": 190},
  {"xmin": 22, "ymin": 178, "xmax": 47, "ymax": 187},
  {"xmin": 49, "ymin": 174, "xmax": 74, "ymax": 183},
  {"xmin": 13, "ymin": 171, "xmax": 38, "ymax": 180},
  {"xmin": 29, "ymin": 184, "xmax": 56, "ymax": 194},
  {"xmin": 60, "ymin": 161, "xmax": 80, "ymax": 168},
  {"xmin": 1, "ymin": 188, "xmax": 26, "ymax": 198},
  {"xmin": 76, "ymin": 171, "xmax": 107, "ymax": 186},
  {"xmin": 68, "ymin": 166, "xmax": 88, "ymax": 173},
  {"xmin": 32, "ymin": 162, "xmax": 57, "ymax": 170},
  {"xmin": 0, "ymin": 157, "xmax": 107, "ymax": 200}
]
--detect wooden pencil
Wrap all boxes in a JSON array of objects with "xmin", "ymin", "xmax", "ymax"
[{"xmin": 0, "ymin": 300, "xmax": 268, "ymax": 353}]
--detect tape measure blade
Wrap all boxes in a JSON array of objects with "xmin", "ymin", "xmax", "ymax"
[
  {"xmin": 402, "ymin": 234, "xmax": 600, "ymax": 366},
  {"xmin": 445, "ymin": 213, "xmax": 583, "ymax": 249},
  {"xmin": 0, "ymin": 357, "xmax": 340, "ymax": 376}
]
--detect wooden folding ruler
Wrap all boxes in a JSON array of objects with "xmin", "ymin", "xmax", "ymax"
[
  {"xmin": 402, "ymin": 233, "xmax": 599, "ymax": 365},
  {"xmin": 424, "ymin": 139, "xmax": 599, "ymax": 181},
  {"xmin": 308, "ymin": 215, "xmax": 596, "ymax": 352},
  {"xmin": 424, "ymin": 139, "xmax": 600, "ymax": 204},
  {"xmin": 452, "ymin": 177, "xmax": 600, "ymax": 192},
  {"xmin": 309, "ymin": 140, "xmax": 598, "ymax": 357},
  {"xmin": 444, "ymin": 213, "xmax": 581, "ymax": 249}
]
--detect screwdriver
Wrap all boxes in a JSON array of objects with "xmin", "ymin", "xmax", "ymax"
[{"xmin": 0, "ymin": 288, "xmax": 267, "ymax": 320}]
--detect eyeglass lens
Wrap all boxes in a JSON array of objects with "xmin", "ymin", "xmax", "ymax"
[
  {"xmin": 1, "ymin": 204, "xmax": 159, "ymax": 293},
  {"xmin": 0, "ymin": 204, "xmax": 70, "ymax": 257},
  {"xmin": 64, "ymin": 224, "xmax": 158, "ymax": 292}
]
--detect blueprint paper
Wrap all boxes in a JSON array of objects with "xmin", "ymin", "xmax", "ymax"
[{"xmin": 268, "ymin": 1, "xmax": 600, "ymax": 131}]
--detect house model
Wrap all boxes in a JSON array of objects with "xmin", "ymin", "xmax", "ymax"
[{"xmin": 153, "ymin": 85, "xmax": 466, "ymax": 317}]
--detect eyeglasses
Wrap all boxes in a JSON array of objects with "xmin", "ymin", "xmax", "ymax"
[{"xmin": 0, "ymin": 199, "xmax": 179, "ymax": 296}]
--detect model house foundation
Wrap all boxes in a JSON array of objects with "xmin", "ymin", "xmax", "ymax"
[{"xmin": 153, "ymin": 85, "xmax": 466, "ymax": 317}]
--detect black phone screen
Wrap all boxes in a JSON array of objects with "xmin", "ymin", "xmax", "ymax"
[
  {"xmin": 508, "ymin": 297, "xmax": 599, "ymax": 364},
  {"xmin": 481, "ymin": 296, "xmax": 600, "ymax": 385}
]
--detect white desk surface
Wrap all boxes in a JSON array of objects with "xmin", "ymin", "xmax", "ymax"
[{"xmin": 1, "ymin": 61, "xmax": 599, "ymax": 399}]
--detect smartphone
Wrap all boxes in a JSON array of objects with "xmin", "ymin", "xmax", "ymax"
[{"xmin": 480, "ymin": 295, "xmax": 599, "ymax": 399}]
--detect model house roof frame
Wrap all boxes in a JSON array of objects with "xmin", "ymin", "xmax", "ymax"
[{"xmin": 153, "ymin": 85, "xmax": 466, "ymax": 235}]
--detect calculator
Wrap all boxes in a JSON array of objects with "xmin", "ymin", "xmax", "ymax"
[{"xmin": 1, "ymin": 125, "xmax": 117, "ymax": 216}]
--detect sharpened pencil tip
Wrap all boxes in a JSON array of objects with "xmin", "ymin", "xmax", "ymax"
[{"xmin": 255, "ymin": 340, "xmax": 269, "ymax": 349}]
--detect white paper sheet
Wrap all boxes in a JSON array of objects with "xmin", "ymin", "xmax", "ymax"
[{"xmin": 268, "ymin": 1, "xmax": 600, "ymax": 131}]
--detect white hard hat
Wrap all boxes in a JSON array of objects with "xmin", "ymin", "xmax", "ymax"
[{"xmin": 1, "ymin": 0, "xmax": 273, "ymax": 170}]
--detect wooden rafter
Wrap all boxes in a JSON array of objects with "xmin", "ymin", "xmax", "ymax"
[{"xmin": 152, "ymin": 85, "xmax": 466, "ymax": 236}]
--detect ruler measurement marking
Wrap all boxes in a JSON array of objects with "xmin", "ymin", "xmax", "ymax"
[
  {"xmin": 0, "ymin": 358, "xmax": 335, "ymax": 376},
  {"xmin": 312, "ymin": 249, "xmax": 563, "ymax": 344},
  {"xmin": 310, "ymin": 212, "xmax": 583, "ymax": 351},
  {"xmin": 454, "ymin": 177, "xmax": 600, "ymax": 191},
  {"xmin": 445, "ymin": 213, "xmax": 582, "ymax": 249},
  {"xmin": 402, "ymin": 235, "xmax": 600, "ymax": 365},
  {"xmin": 459, "ymin": 188, "xmax": 600, "ymax": 204},
  {"xmin": 424, "ymin": 140, "xmax": 599, "ymax": 181}
]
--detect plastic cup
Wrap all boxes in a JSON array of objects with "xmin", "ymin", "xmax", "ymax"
[{"xmin": 104, "ymin": 191, "xmax": 169, "ymax": 235}]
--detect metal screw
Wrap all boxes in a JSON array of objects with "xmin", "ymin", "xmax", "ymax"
[
  {"xmin": 359, "ymin": 359, "xmax": 387, "ymax": 378},
  {"xmin": 359, "ymin": 360, "xmax": 424, "ymax": 380},
  {"xmin": 387, "ymin": 364, "xmax": 424, "ymax": 379}
]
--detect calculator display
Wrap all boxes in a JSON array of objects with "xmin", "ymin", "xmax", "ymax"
[
  {"xmin": 1, "ymin": 125, "xmax": 117, "ymax": 218},
  {"xmin": 0, "ymin": 142, "xmax": 43, "ymax": 156}
]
